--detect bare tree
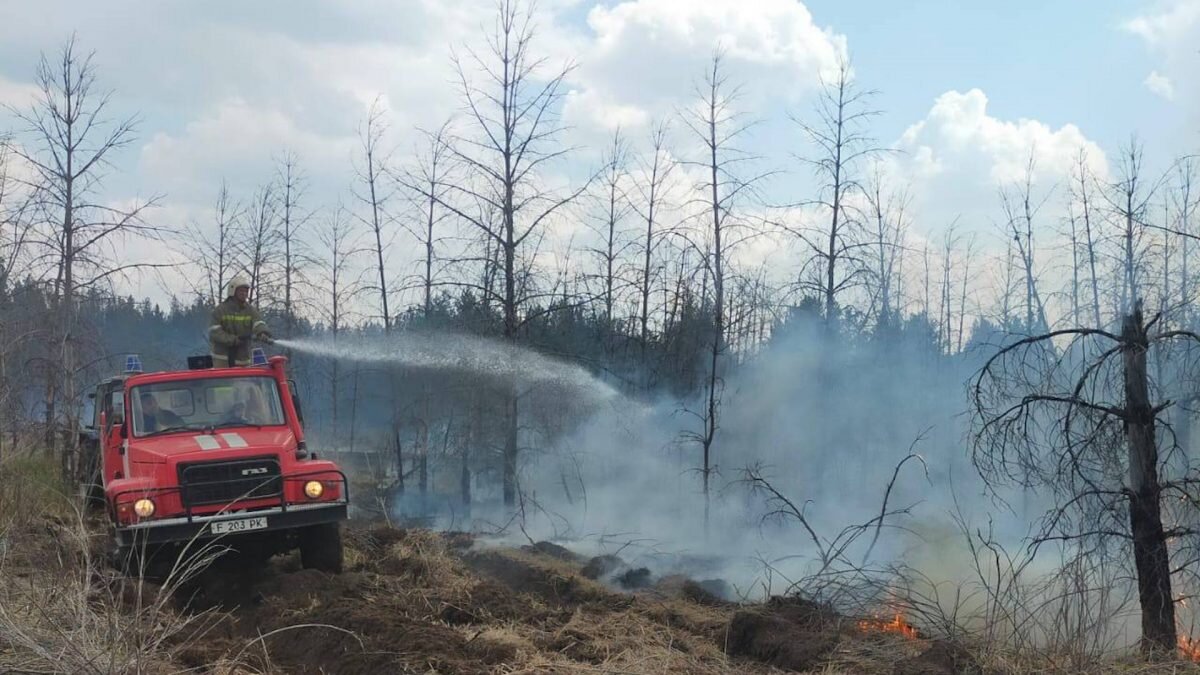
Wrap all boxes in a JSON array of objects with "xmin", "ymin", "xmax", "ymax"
[
  {"xmin": 584, "ymin": 128, "xmax": 633, "ymax": 328},
  {"xmin": 790, "ymin": 58, "xmax": 882, "ymax": 329},
  {"xmin": 6, "ymin": 36, "xmax": 157, "ymax": 474},
  {"xmin": 630, "ymin": 121, "xmax": 678, "ymax": 362},
  {"xmin": 938, "ymin": 224, "xmax": 961, "ymax": 353},
  {"xmin": 398, "ymin": 121, "xmax": 455, "ymax": 319},
  {"xmin": 971, "ymin": 300, "xmax": 1200, "ymax": 655},
  {"xmin": 1071, "ymin": 149, "xmax": 1105, "ymax": 328},
  {"xmin": 0, "ymin": 137, "xmax": 33, "ymax": 292},
  {"xmin": 242, "ymin": 183, "xmax": 281, "ymax": 306},
  {"xmin": 863, "ymin": 162, "xmax": 908, "ymax": 332},
  {"xmin": 678, "ymin": 51, "xmax": 764, "ymax": 530},
  {"xmin": 424, "ymin": 0, "xmax": 584, "ymax": 506},
  {"xmin": 317, "ymin": 203, "xmax": 361, "ymax": 437},
  {"xmin": 187, "ymin": 181, "xmax": 241, "ymax": 303},
  {"xmin": 1103, "ymin": 140, "xmax": 1166, "ymax": 317},
  {"xmin": 352, "ymin": 98, "xmax": 397, "ymax": 332},
  {"xmin": 1171, "ymin": 157, "xmax": 1198, "ymax": 323},
  {"xmin": 998, "ymin": 153, "xmax": 1051, "ymax": 333},
  {"xmin": 276, "ymin": 152, "xmax": 312, "ymax": 337}
]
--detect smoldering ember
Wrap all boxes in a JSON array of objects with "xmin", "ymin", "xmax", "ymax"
[{"xmin": 0, "ymin": 1, "xmax": 1198, "ymax": 673}]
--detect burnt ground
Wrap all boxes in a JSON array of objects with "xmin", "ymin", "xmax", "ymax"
[
  {"xmin": 165, "ymin": 524, "xmax": 955, "ymax": 674},
  {"xmin": 1, "ymin": 517, "xmax": 975, "ymax": 674}
]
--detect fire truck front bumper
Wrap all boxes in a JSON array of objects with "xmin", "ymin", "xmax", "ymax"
[{"xmin": 114, "ymin": 502, "xmax": 348, "ymax": 548}]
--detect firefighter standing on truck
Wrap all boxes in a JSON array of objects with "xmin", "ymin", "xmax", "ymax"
[{"xmin": 209, "ymin": 276, "xmax": 273, "ymax": 367}]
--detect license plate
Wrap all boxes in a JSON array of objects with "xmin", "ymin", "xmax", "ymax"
[{"xmin": 210, "ymin": 516, "xmax": 267, "ymax": 535}]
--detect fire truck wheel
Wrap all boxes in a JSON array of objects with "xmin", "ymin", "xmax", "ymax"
[
  {"xmin": 299, "ymin": 522, "xmax": 343, "ymax": 573},
  {"xmin": 77, "ymin": 452, "xmax": 104, "ymax": 510}
]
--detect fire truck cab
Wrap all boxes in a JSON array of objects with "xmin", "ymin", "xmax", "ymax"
[{"xmin": 81, "ymin": 353, "xmax": 348, "ymax": 575}]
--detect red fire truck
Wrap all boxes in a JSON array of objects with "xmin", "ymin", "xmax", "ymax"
[{"xmin": 79, "ymin": 352, "xmax": 348, "ymax": 576}]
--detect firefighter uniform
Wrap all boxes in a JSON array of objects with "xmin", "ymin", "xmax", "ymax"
[{"xmin": 209, "ymin": 277, "xmax": 270, "ymax": 367}]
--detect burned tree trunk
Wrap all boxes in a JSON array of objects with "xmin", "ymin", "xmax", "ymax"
[
  {"xmin": 1122, "ymin": 305, "xmax": 1176, "ymax": 655},
  {"xmin": 971, "ymin": 300, "xmax": 1199, "ymax": 658}
]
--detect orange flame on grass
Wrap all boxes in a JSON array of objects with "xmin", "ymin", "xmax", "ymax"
[
  {"xmin": 858, "ymin": 613, "xmax": 920, "ymax": 639},
  {"xmin": 1181, "ymin": 635, "xmax": 1200, "ymax": 661}
]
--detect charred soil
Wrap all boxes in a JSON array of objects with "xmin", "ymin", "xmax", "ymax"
[{"xmin": 6, "ymin": 516, "xmax": 1178, "ymax": 674}]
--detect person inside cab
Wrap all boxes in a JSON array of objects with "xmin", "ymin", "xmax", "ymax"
[
  {"xmin": 209, "ymin": 276, "xmax": 273, "ymax": 367},
  {"xmin": 141, "ymin": 393, "xmax": 184, "ymax": 432}
]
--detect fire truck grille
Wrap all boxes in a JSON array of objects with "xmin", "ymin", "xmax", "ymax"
[{"xmin": 178, "ymin": 457, "xmax": 282, "ymax": 507}]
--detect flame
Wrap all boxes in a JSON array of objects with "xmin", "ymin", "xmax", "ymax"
[
  {"xmin": 858, "ymin": 613, "xmax": 920, "ymax": 640},
  {"xmin": 1181, "ymin": 635, "xmax": 1200, "ymax": 661}
]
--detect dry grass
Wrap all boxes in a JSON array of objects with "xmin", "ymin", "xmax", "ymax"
[
  {"xmin": 0, "ymin": 452, "xmax": 254, "ymax": 675},
  {"xmin": 0, "ymin": 451, "xmax": 74, "ymax": 531},
  {"xmin": 7, "ymin": 462, "xmax": 1200, "ymax": 674}
]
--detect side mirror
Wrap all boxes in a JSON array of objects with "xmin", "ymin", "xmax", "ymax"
[
  {"xmin": 287, "ymin": 379, "xmax": 304, "ymax": 424},
  {"xmin": 292, "ymin": 393, "xmax": 304, "ymax": 424}
]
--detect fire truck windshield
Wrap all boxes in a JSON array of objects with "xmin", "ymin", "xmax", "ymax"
[{"xmin": 130, "ymin": 376, "xmax": 286, "ymax": 437}]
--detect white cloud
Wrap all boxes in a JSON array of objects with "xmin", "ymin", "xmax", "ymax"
[
  {"xmin": 897, "ymin": 89, "xmax": 1106, "ymax": 183},
  {"xmin": 1124, "ymin": 0, "xmax": 1200, "ymax": 48},
  {"xmin": 565, "ymin": 0, "xmax": 847, "ymax": 135},
  {"xmin": 139, "ymin": 98, "xmax": 357, "ymax": 198},
  {"xmin": 890, "ymin": 88, "xmax": 1107, "ymax": 236},
  {"xmin": 1144, "ymin": 70, "xmax": 1175, "ymax": 100},
  {"xmin": 1124, "ymin": 1, "xmax": 1200, "ymax": 112},
  {"xmin": 0, "ymin": 75, "xmax": 38, "ymax": 110}
]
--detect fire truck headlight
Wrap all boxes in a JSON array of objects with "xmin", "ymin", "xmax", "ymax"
[
  {"xmin": 304, "ymin": 481, "xmax": 324, "ymax": 499},
  {"xmin": 133, "ymin": 498, "xmax": 156, "ymax": 518}
]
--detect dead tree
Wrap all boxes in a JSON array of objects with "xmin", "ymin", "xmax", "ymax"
[
  {"xmin": 863, "ymin": 162, "xmax": 908, "ymax": 333},
  {"xmin": 630, "ymin": 121, "xmax": 678, "ymax": 364},
  {"xmin": 971, "ymin": 300, "xmax": 1200, "ymax": 655},
  {"xmin": 242, "ymin": 183, "xmax": 281, "ymax": 307},
  {"xmin": 352, "ymin": 97, "xmax": 397, "ymax": 332},
  {"xmin": 1171, "ymin": 157, "xmax": 1197, "ymax": 322},
  {"xmin": 396, "ymin": 121, "xmax": 456, "ymax": 319},
  {"xmin": 584, "ymin": 128, "xmax": 634, "ymax": 328},
  {"xmin": 938, "ymin": 225, "xmax": 961, "ymax": 353},
  {"xmin": 998, "ymin": 153, "xmax": 1051, "ymax": 334},
  {"xmin": 6, "ymin": 36, "xmax": 157, "ymax": 476},
  {"xmin": 317, "ymin": 203, "xmax": 361, "ymax": 438},
  {"xmin": 187, "ymin": 181, "xmax": 241, "ymax": 303},
  {"xmin": 276, "ymin": 152, "xmax": 312, "ymax": 337},
  {"xmin": 1071, "ymin": 150, "xmax": 1105, "ymax": 328},
  {"xmin": 427, "ymin": 0, "xmax": 584, "ymax": 507},
  {"xmin": 790, "ymin": 58, "xmax": 882, "ymax": 329},
  {"xmin": 1103, "ymin": 140, "xmax": 1166, "ymax": 317},
  {"xmin": 678, "ymin": 51, "xmax": 764, "ymax": 530}
]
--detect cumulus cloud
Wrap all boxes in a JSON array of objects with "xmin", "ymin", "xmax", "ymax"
[
  {"xmin": 564, "ymin": 0, "xmax": 846, "ymax": 135},
  {"xmin": 1124, "ymin": 0, "xmax": 1200, "ymax": 47},
  {"xmin": 890, "ymin": 89, "xmax": 1107, "ymax": 232},
  {"xmin": 1124, "ymin": 1, "xmax": 1200, "ymax": 112},
  {"xmin": 1144, "ymin": 70, "xmax": 1176, "ymax": 100},
  {"xmin": 140, "ymin": 98, "xmax": 357, "ymax": 197}
]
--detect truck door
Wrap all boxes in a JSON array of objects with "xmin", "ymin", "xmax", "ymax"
[{"xmin": 101, "ymin": 387, "xmax": 126, "ymax": 482}]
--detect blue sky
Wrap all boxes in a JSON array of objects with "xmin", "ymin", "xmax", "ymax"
[
  {"xmin": 802, "ymin": 0, "xmax": 1183, "ymax": 148},
  {"xmin": 0, "ymin": 0, "xmax": 1195, "ymax": 309}
]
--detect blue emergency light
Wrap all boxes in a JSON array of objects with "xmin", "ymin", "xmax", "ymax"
[
  {"xmin": 124, "ymin": 354, "xmax": 143, "ymax": 374},
  {"xmin": 252, "ymin": 347, "xmax": 268, "ymax": 366}
]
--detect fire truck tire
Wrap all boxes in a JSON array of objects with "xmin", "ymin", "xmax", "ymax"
[
  {"xmin": 77, "ymin": 450, "xmax": 104, "ymax": 509},
  {"xmin": 299, "ymin": 522, "xmax": 343, "ymax": 573}
]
